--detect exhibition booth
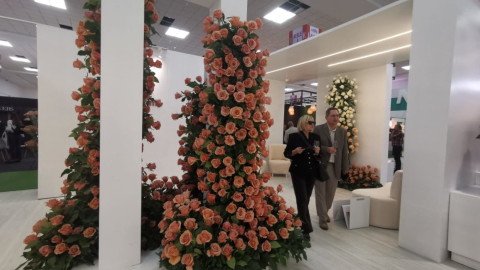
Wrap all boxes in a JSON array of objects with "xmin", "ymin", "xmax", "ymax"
[{"xmin": 1, "ymin": 0, "xmax": 480, "ymax": 269}]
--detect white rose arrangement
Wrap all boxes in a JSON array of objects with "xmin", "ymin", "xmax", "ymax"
[{"xmin": 324, "ymin": 74, "xmax": 359, "ymax": 153}]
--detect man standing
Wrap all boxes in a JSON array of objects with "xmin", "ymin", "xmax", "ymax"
[
  {"xmin": 314, "ymin": 108, "xmax": 349, "ymax": 230},
  {"xmin": 390, "ymin": 124, "xmax": 404, "ymax": 173},
  {"xmin": 284, "ymin": 121, "xmax": 298, "ymax": 144}
]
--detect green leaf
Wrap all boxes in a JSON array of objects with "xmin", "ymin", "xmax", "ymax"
[
  {"xmin": 238, "ymin": 260, "xmax": 248, "ymax": 267},
  {"xmin": 231, "ymin": 215, "xmax": 239, "ymax": 224},
  {"xmin": 242, "ymin": 254, "xmax": 251, "ymax": 263},
  {"xmin": 269, "ymin": 258, "xmax": 278, "ymax": 270},
  {"xmin": 270, "ymin": 241, "xmax": 281, "ymax": 249},
  {"xmin": 227, "ymin": 257, "xmax": 236, "ymax": 269},
  {"xmin": 65, "ymin": 234, "xmax": 81, "ymax": 243},
  {"xmin": 279, "ymin": 256, "xmax": 287, "ymax": 266},
  {"xmin": 194, "ymin": 248, "xmax": 202, "ymax": 255},
  {"xmin": 25, "ymin": 240, "xmax": 39, "ymax": 249},
  {"xmin": 203, "ymin": 87, "xmax": 213, "ymax": 94},
  {"xmin": 195, "ymin": 151, "xmax": 203, "ymax": 156},
  {"xmin": 47, "ymin": 256, "xmax": 56, "ymax": 266}
]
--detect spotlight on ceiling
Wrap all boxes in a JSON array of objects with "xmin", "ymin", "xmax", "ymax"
[
  {"xmin": 0, "ymin": 40, "xmax": 12, "ymax": 47},
  {"xmin": 310, "ymin": 83, "xmax": 318, "ymax": 87},
  {"xmin": 402, "ymin": 66, "xmax": 410, "ymax": 70},
  {"xmin": 24, "ymin": 67, "xmax": 38, "ymax": 72},
  {"xmin": 10, "ymin": 56, "xmax": 30, "ymax": 63},
  {"xmin": 34, "ymin": 0, "xmax": 66, "ymax": 10},
  {"xmin": 264, "ymin": 7, "xmax": 295, "ymax": 24},
  {"xmin": 285, "ymin": 88, "xmax": 294, "ymax": 91},
  {"xmin": 165, "ymin": 27, "xmax": 189, "ymax": 39}
]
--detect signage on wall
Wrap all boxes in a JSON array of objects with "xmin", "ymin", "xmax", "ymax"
[
  {"xmin": 0, "ymin": 105, "xmax": 14, "ymax": 112},
  {"xmin": 289, "ymin": 25, "xmax": 321, "ymax": 45}
]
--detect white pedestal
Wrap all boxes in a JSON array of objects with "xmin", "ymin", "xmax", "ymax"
[
  {"xmin": 333, "ymin": 197, "xmax": 370, "ymax": 229},
  {"xmin": 448, "ymin": 187, "xmax": 480, "ymax": 270}
]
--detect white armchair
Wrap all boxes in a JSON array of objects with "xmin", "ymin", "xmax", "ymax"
[
  {"xmin": 352, "ymin": 170, "xmax": 403, "ymax": 229},
  {"xmin": 268, "ymin": 144, "xmax": 290, "ymax": 175}
]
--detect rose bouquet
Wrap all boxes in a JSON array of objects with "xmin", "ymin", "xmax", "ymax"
[
  {"xmin": 324, "ymin": 74, "xmax": 359, "ymax": 153},
  {"xmin": 19, "ymin": 0, "xmax": 166, "ymax": 268},
  {"xmin": 338, "ymin": 163, "xmax": 383, "ymax": 191},
  {"xmin": 22, "ymin": 111, "xmax": 39, "ymax": 151},
  {"xmin": 159, "ymin": 10, "xmax": 310, "ymax": 270}
]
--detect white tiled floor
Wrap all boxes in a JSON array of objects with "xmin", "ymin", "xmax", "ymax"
[{"xmin": 0, "ymin": 176, "xmax": 471, "ymax": 270}]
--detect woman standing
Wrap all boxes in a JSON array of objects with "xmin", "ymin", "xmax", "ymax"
[
  {"xmin": 284, "ymin": 115, "xmax": 321, "ymax": 240},
  {"xmin": 6, "ymin": 112, "xmax": 23, "ymax": 162}
]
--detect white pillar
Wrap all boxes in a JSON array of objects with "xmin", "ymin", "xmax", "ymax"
[
  {"xmin": 187, "ymin": 0, "xmax": 248, "ymax": 21},
  {"xmin": 265, "ymin": 79, "xmax": 286, "ymax": 147},
  {"xmin": 99, "ymin": 0, "xmax": 143, "ymax": 269},
  {"xmin": 399, "ymin": 0, "xmax": 480, "ymax": 263}
]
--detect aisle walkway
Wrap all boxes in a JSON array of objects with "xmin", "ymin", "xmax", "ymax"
[{"xmin": 0, "ymin": 176, "xmax": 470, "ymax": 270}]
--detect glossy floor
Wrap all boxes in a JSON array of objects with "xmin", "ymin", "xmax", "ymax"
[{"xmin": 0, "ymin": 176, "xmax": 471, "ymax": 270}]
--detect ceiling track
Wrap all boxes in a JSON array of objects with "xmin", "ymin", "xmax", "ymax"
[{"xmin": 0, "ymin": 15, "xmax": 37, "ymax": 25}]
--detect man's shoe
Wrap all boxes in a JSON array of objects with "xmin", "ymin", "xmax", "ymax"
[
  {"xmin": 319, "ymin": 221, "xmax": 328, "ymax": 230},
  {"xmin": 327, "ymin": 217, "xmax": 330, "ymax": 223}
]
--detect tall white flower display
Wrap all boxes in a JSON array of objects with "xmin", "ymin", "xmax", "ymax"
[{"xmin": 324, "ymin": 74, "xmax": 359, "ymax": 153}]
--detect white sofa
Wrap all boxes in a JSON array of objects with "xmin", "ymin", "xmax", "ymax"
[
  {"xmin": 352, "ymin": 170, "xmax": 403, "ymax": 229},
  {"xmin": 268, "ymin": 144, "xmax": 290, "ymax": 175}
]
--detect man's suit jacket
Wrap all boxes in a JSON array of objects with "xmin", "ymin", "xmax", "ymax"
[{"xmin": 313, "ymin": 123, "xmax": 349, "ymax": 179}]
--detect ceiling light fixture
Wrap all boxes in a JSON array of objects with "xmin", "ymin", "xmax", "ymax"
[
  {"xmin": 311, "ymin": 83, "xmax": 318, "ymax": 87},
  {"xmin": 165, "ymin": 27, "xmax": 189, "ymax": 39},
  {"xmin": 264, "ymin": 7, "xmax": 296, "ymax": 24},
  {"xmin": 0, "ymin": 40, "xmax": 12, "ymax": 47},
  {"xmin": 10, "ymin": 56, "xmax": 30, "ymax": 63},
  {"xmin": 267, "ymin": 30, "xmax": 412, "ymax": 74},
  {"xmin": 24, "ymin": 67, "xmax": 38, "ymax": 72},
  {"xmin": 285, "ymin": 88, "xmax": 294, "ymax": 91},
  {"xmin": 328, "ymin": 44, "xmax": 411, "ymax": 67},
  {"xmin": 34, "ymin": 0, "xmax": 66, "ymax": 9},
  {"xmin": 402, "ymin": 66, "xmax": 410, "ymax": 70}
]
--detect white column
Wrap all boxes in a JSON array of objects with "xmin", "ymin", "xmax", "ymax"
[
  {"xmin": 265, "ymin": 79, "xmax": 285, "ymax": 147},
  {"xmin": 187, "ymin": 0, "xmax": 248, "ymax": 21},
  {"xmin": 99, "ymin": 0, "xmax": 143, "ymax": 269},
  {"xmin": 37, "ymin": 25, "xmax": 84, "ymax": 199},
  {"xmin": 399, "ymin": 0, "xmax": 480, "ymax": 263}
]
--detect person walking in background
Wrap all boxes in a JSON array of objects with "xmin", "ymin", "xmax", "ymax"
[
  {"xmin": 314, "ymin": 108, "xmax": 349, "ymax": 230},
  {"xmin": 284, "ymin": 121, "xmax": 298, "ymax": 144},
  {"xmin": 6, "ymin": 112, "xmax": 23, "ymax": 163},
  {"xmin": 390, "ymin": 124, "xmax": 404, "ymax": 173},
  {"xmin": 284, "ymin": 115, "xmax": 320, "ymax": 241}
]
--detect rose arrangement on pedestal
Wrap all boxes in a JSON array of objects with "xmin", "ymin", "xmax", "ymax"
[
  {"xmin": 324, "ymin": 74, "xmax": 359, "ymax": 153},
  {"xmin": 159, "ymin": 10, "xmax": 310, "ymax": 270},
  {"xmin": 19, "ymin": 0, "xmax": 166, "ymax": 268},
  {"xmin": 338, "ymin": 163, "xmax": 383, "ymax": 191},
  {"xmin": 22, "ymin": 111, "xmax": 39, "ymax": 151}
]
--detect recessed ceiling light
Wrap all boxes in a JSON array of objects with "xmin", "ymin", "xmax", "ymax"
[
  {"xmin": 10, "ymin": 56, "xmax": 30, "ymax": 63},
  {"xmin": 311, "ymin": 83, "xmax": 318, "ymax": 86},
  {"xmin": 0, "ymin": 40, "xmax": 12, "ymax": 47},
  {"xmin": 328, "ymin": 45, "xmax": 411, "ymax": 67},
  {"xmin": 34, "ymin": 0, "xmax": 66, "ymax": 9},
  {"xmin": 267, "ymin": 30, "xmax": 412, "ymax": 74},
  {"xmin": 402, "ymin": 66, "xmax": 410, "ymax": 70},
  {"xmin": 165, "ymin": 27, "xmax": 189, "ymax": 39},
  {"xmin": 285, "ymin": 88, "xmax": 294, "ymax": 91},
  {"xmin": 25, "ymin": 67, "xmax": 38, "ymax": 72},
  {"xmin": 264, "ymin": 7, "xmax": 295, "ymax": 24}
]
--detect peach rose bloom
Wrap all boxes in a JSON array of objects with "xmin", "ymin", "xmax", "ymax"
[
  {"xmin": 217, "ymin": 125, "xmax": 226, "ymax": 134},
  {"xmin": 229, "ymin": 230, "xmax": 239, "ymax": 241},
  {"xmin": 202, "ymin": 208, "xmax": 214, "ymax": 221},
  {"xmin": 54, "ymin": 243, "xmax": 69, "ymax": 255},
  {"xmin": 212, "ymin": 58, "xmax": 223, "ymax": 70},
  {"xmin": 211, "ymin": 158, "xmax": 221, "ymax": 168},
  {"xmin": 82, "ymin": 227, "xmax": 96, "ymax": 238},
  {"xmin": 294, "ymin": 218, "xmax": 303, "ymax": 227},
  {"xmin": 235, "ymin": 238, "xmax": 246, "ymax": 250},
  {"xmin": 230, "ymin": 17, "xmax": 244, "ymax": 27},
  {"xmin": 164, "ymin": 209, "xmax": 175, "ymax": 219},
  {"xmin": 236, "ymin": 82, "xmax": 245, "ymax": 92},
  {"xmin": 221, "ymin": 106, "xmax": 230, "ymax": 116},
  {"xmin": 234, "ymin": 129, "xmax": 247, "ymax": 141},
  {"xmin": 233, "ymin": 176, "xmax": 245, "ymax": 188},
  {"xmin": 207, "ymin": 243, "xmax": 222, "ymax": 257},
  {"xmin": 232, "ymin": 35, "xmax": 243, "ymax": 46},
  {"xmin": 222, "ymin": 244, "xmax": 234, "ymax": 260},
  {"xmin": 206, "ymin": 172, "xmax": 216, "ymax": 183},
  {"xmin": 51, "ymin": 235, "xmax": 63, "ymax": 244},
  {"xmin": 219, "ymin": 28, "xmax": 228, "ymax": 38},
  {"xmin": 181, "ymin": 254, "xmax": 194, "ymax": 270},
  {"xmin": 244, "ymin": 211, "xmax": 255, "ymax": 223},
  {"xmin": 205, "ymin": 48, "xmax": 215, "ymax": 60},
  {"xmin": 184, "ymin": 218, "xmax": 198, "ymax": 230},
  {"xmin": 39, "ymin": 245, "xmax": 53, "ymax": 257},
  {"xmin": 248, "ymin": 236, "xmax": 259, "ymax": 250},
  {"xmin": 237, "ymin": 28, "xmax": 248, "ymax": 39},
  {"xmin": 217, "ymin": 231, "xmax": 228, "ymax": 243},
  {"xmin": 73, "ymin": 59, "xmax": 83, "ymax": 69},
  {"xmin": 243, "ymin": 57, "xmax": 253, "ymax": 67},
  {"xmin": 247, "ymin": 39, "xmax": 256, "ymax": 50},
  {"xmin": 225, "ymin": 122, "xmax": 237, "ymax": 134},
  {"xmin": 244, "ymin": 120, "xmax": 254, "ymax": 130},
  {"xmin": 196, "ymin": 230, "xmax": 213, "ymax": 244},
  {"xmin": 287, "ymin": 207, "xmax": 296, "ymax": 215},
  {"xmin": 258, "ymin": 226, "xmax": 269, "ymax": 238},
  {"xmin": 236, "ymin": 207, "xmax": 246, "ymax": 220},
  {"xmin": 180, "ymin": 230, "xmax": 193, "ymax": 246},
  {"xmin": 23, "ymin": 234, "xmax": 39, "ymax": 245},
  {"xmin": 262, "ymin": 240, "xmax": 271, "ymax": 252},
  {"xmin": 169, "ymin": 221, "xmax": 181, "ymax": 233},
  {"xmin": 223, "ymin": 156, "xmax": 233, "ymax": 166},
  {"xmin": 213, "ymin": 9, "xmax": 223, "ymax": 19},
  {"xmin": 58, "ymin": 224, "xmax": 73, "ymax": 236},
  {"xmin": 165, "ymin": 244, "xmax": 181, "ymax": 265},
  {"xmin": 88, "ymin": 197, "xmax": 99, "ymax": 210},
  {"xmin": 267, "ymin": 231, "xmax": 277, "ymax": 241},
  {"xmin": 50, "ymin": 215, "xmax": 64, "ymax": 226},
  {"xmin": 226, "ymin": 203, "xmax": 237, "ymax": 214},
  {"xmin": 279, "ymin": 228, "xmax": 289, "ymax": 239},
  {"xmin": 225, "ymin": 165, "xmax": 235, "ymax": 176},
  {"xmin": 253, "ymin": 112, "xmax": 263, "ymax": 122},
  {"xmin": 234, "ymin": 92, "xmax": 245, "ymax": 103},
  {"xmin": 245, "ymin": 93, "xmax": 256, "ymax": 104},
  {"xmin": 218, "ymin": 189, "xmax": 227, "ymax": 197},
  {"xmin": 247, "ymin": 21, "xmax": 257, "ymax": 31},
  {"xmin": 244, "ymin": 198, "xmax": 255, "ymax": 209},
  {"xmin": 68, "ymin": 244, "xmax": 81, "ymax": 257},
  {"xmin": 144, "ymin": 24, "xmax": 150, "ymax": 33},
  {"xmin": 224, "ymin": 135, "xmax": 235, "ymax": 146}
]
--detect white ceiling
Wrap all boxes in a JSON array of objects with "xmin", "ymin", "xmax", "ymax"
[
  {"xmin": 0, "ymin": 0, "xmax": 398, "ymax": 90},
  {"xmin": 265, "ymin": 0, "xmax": 412, "ymax": 84}
]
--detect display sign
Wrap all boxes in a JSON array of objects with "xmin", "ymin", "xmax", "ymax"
[{"xmin": 289, "ymin": 24, "xmax": 321, "ymax": 45}]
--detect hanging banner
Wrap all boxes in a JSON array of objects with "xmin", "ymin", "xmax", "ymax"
[{"xmin": 289, "ymin": 24, "xmax": 321, "ymax": 45}]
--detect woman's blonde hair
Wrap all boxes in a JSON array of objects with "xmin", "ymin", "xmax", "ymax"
[{"xmin": 297, "ymin": 115, "xmax": 314, "ymax": 132}]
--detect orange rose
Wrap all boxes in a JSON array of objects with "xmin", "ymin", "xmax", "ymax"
[
  {"xmin": 23, "ymin": 234, "xmax": 38, "ymax": 245},
  {"xmin": 230, "ymin": 107, "xmax": 243, "ymax": 119},
  {"xmin": 261, "ymin": 240, "xmax": 271, "ymax": 252},
  {"xmin": 218, "ymin": 231, "xmax": 228, "ymax": 243},
  {"xmin": 243, "ymin": 57, "xmax": 252, "ymax": 67},
  {"xmin": 222, "ymin": 244, "xmax": 234, "ymax": 260},
  {"xmin": 279, "ymin": 228, "xmax": 289, "ymax": 239},
  {"xmin": 253, "ymin": 112, "xmax": 262, "ymax": 122},
  {"xmin": 258, "ymin": 226, "xmax": 269, "ymax": 238},
  {"xmin": 168, "ymin": 221, "xmax": 181, "ymax": 233},
  {"xmin": 225, "ymin": 122, "xmax": 237, "ymax": 134},
  {"xmin": 268, "ymin": 231, "xmax": 277, "ymax": 241},
  {"xmin": 294, "ymin": 218, "xmax": 303, "ymax": 227},
  {"xmin": 181, "ymin": 254, "xmax": 194, "ymax": 270},
  {"xmin": 206, "ymin": 172, "xmax": 216, "ymax": 183},
  {"xmin": 248, "ymin": 236, "xmax": 259, "ymax": 250},
  {"xmin": 223, "ymin": 156, "xmax": 232, "ymax": 166},
  {"xmin": 39, "ymin": 245, "xmax": 53, "ymax": 257},
  {"xmin": 203, "ymin": 208, "xmax": 214, "ymax": 220},
  {"xmin": 244, "ymin": 197, "xmax": 255, "ymax": 209},
  {"xmin": 230, "ymin": 192, "xmax": 243, "ymax": 202},
  {"xmin": 267, "ymin": 214, "xmax": 278, "ymax": 226},
  {"xmin": 207, "ymin": 243, "xmax": 222, "ymax": 257},
  {"xmin": 213, "ymin": 9, "xmax": 223, "ymax": 19},
  {"xmin": 73, "ymin": 59, "xmax": 83, "ymax": 69},
  {"xmin": 235, "ymin": 129, "xmax": 247, "ymax": 141},
  {"xmin": 144, "ymin": 24, "xmax": 150, "ymax": 33},
  {"xmin": 235, "ymin": 238, "xmax": 246, "ymax": 250},
  {"xmin": 69, "ymin": 244, "xmax": 81, "ymax": 257},
  {"xmin": 51, "ymin": 235, "xmax": 63, "ymax": 244},
  {"xmin": 224, "ymin": 135, "xmax": 235, "ymax": 146},
  {"xmin": 221, "ymin": 106, "xmax": 230, "ymax": 116},
  {"xmin": 50, "ymin": 215, "xmax": 64, "ymax": 226},
  {"xmin": 180, "ymin": 230, "xmax": 193, "ymax": 246},
  {"xmin": 184, "ymin": 218, "xmax": 198, "ymax": 230},
  {"xmin": 216, "ymin": 89, "xmax": 229, "ymax": 100},
  {"xmin": 232, "ymin": 35, "xmax": 243, "ymax": 46},
  {"xmin": 205, "ymin": 49, "xmax": 215, "ymax": 60},
  {"xmin": 58, "ymin": 224, "xmax": 72, "ymax": 236},
  {"xmin": 226, "ymin": 203, "xmax": 237, "ymax": 214},
  {"xmin": 83, "ymin": 227, "xmax": 96, "ymax": 238},
  {"xmin": 88, "ymin": 197, "xmax": 99, "ymax": 210},
  {"xmin": 233, "ymin": 176, "xmax": 245, "ymax": 188},
  {"xmin": 247, "ymin": 21, "xmax": 257, "ymax": 32},
  {"xmin": 165, "ymin": 244, "xmax": 181, "ymax": 265},
  {"xmin": 236, "ymin": 207, "xmax": 246, "ymax": 220},
  {"xmin": 196, "ymin": 230, "xmax": 213, "ymax": 244},
  {"xmin": 54, "ymin": 243, "xmax": 69, "ymax": 255},
  {"xmin": 211, "ymin": 158, "xmax": 221, "ymax": 168},
  {"xmin": 244, "ymin": 211, "xmax": 255, "ymax": 222}
]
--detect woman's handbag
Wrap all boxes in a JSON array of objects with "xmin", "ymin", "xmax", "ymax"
[{"xmin": 298, "ymin": 132, "xmax": 329, "ymax": 182}]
